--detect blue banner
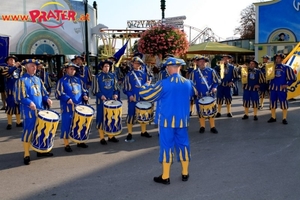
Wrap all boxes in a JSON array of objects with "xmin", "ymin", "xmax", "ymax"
[
  {"xmin": 0, "ymin": 36, "xmax": 9, "ymax": 64},
  {"xmin": 114, "ymin": 40, "xmax": 128, "ymax": 63}
]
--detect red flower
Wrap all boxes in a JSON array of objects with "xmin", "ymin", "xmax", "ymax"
[{"xmin": 138, "ymin": 25, "xmax": 189, "ymax": 57}]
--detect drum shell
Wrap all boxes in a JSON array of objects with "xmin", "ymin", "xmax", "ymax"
[
  {"xmin": 135, "ymin": 101, "xmax": 154, "ymax": 123},
  {"xmin": 31, "ymin": 110, "xmax": 60, "ymax": 153},
  {"xmin": 103, "ymin": 100, "xmax": 122, "ymax": 136},
  {"xmin": 198, "ymin": 97, "xmax": 216, "ymax": 118},
  {"xmin": 69, "ymin": 105, "xmax": 94, "ymax": 143}
]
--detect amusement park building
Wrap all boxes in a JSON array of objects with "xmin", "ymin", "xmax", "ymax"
[
  {"xmin": 0, "ymin": 0, "xmax": 103, "ymax": 73},
  {"xmin": 254, "ymin": 0, "xmax": 300, "ymax": 61}
]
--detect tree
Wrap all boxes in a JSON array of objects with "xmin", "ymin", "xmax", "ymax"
[{"xmin": 234, "ymin": 4, "xmax": 255, "ymax": 39}]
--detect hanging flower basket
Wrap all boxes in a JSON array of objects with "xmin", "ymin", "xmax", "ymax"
[{"xmin": 138, "ymin": 25, "xmax": 189, "ymax": 58}]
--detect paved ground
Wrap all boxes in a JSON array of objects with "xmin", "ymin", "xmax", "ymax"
[{"xmin": 0, "ymin": 86, "xmax": 300, "ymax": 200}]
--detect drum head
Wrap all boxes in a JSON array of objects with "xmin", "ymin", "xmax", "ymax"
[
  {"xmin": 104, "ymin": 100, "xmax": 122, "ymax": 108},
  {"xmin": 198, "ymin": 96, "xmax": 215, "ymax": 105},
  {"xmin": 75, "ymin": 105, "xmax": 94, "ymax": 115},
  {"xmin": 38, "ymin": 110, "xmax": 60, "ymax": 120},
  {"xmin": 136, "ymin": 101, "xmax": 152, "ymax": 109}
]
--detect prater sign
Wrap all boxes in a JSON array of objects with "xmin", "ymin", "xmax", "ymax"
[{"xmin": 1, "ymin": 1, "xmax": 89, "ymax": 28}]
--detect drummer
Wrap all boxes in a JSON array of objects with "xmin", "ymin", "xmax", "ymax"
[
  {"xmin": 55, "ymin": 63, "xmax": 89, "ymax": 152},
  {"xmin": 123, "ymin": 56, "xmax": 152, "ymax": 142},
  {"xmin": 15, "ymin": 59, "xmax": 53, "ymax": 165},
  {"xmin": 189, "ymin": 56, "xmax": 219, "ymax": 134},
  {"xmin": 92, "ymin": 60, "xmax": 119, "ymax": 145}
]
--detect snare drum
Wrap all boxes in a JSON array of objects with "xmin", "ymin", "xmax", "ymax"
[
  {"xmin": 135, "ymin": 101, "xmax": 154, "ymax": 123},
  {"xmin": 103, "ymin": 100, "xmax": 122, "ymax": 136},
  {"xmin": 198, "ymin": 96, "xmax": 216, "ymax": 118},
  {"xmin": 69, "ymin": 105, "xmax": 95, "ymax": 143},
  {"xmin": 31, "ymin": 110, "xmax": 60, "ymax": 153}
]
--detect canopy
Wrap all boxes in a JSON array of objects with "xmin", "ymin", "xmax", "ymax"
[{"xmin": 187, "ymin": 41, "xmax": 254, "ymax": 54}]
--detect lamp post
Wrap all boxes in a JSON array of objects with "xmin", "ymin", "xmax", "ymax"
[
  {"xmin": 160, "ymin": 0, "xmax": 166, "ymax": 25},
  {"xmin": 84, "ymin": 0, "xmax": 89, "ymax": 67}
]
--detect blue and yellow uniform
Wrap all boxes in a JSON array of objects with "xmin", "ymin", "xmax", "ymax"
[
  {"xmin": 2, "ymin": 55, "xmax": 23, "ymax": 130},
  {"xmin": 241, "ymin": 61, "xmax": 265, "ymax": 120},
  {"xmin": 92, "ymin": 60, "xmax": 119, "ymax": 144},
  {"xmin": 267, "ymin": 54, "xmax": 296, "ymax": 124},
  {"xmin": 123, "ymin": 56, "xmax": 151, "ymax": 141},
  {"xmin": 139, "ymin": 57, "xmax": 196, "ymax": 184},
  {"xmin": 15, "ymin": 59, "xmax": 52, "ymax": 165},
  {"xmin": 55, "ymin": 63, "xmax": 89, "ymax": 151},
  {"xmin": 259, "ymin": 55, "xmax": 271, "ymax": 109},
  {"xmin": 74, "ymin": 55, "xmax": 93, "ymax": 90},
  {"xmin": 189, "ymin": 56, "xmax": 219, "ymax": 133},
  {"xmin": 215, "ymin": 55, "xmax": 239, "ymax": 117}
]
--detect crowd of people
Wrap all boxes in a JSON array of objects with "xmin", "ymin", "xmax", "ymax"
[{"xmin": 0, "ymin": 51, "xmax": 297, "ymax": 185}]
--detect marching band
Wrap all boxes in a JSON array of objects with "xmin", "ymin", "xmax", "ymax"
[{"xmin": 0, "ymin": 53, "xmax": 297, "ymax": 167}]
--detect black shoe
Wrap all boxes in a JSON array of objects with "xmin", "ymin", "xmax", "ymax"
[
  {"xmin": 6, "ymin": 124, "xmax": 12, "ymax": 130},
  {"xmin": 141, "ymin": 132, "xmax": 152, "ymax": 138},
  {"xmin": 108, "ymin": 136, "xmax": 119, "ymax": 143},
  {"xmin": 77, "ymin": 143, "xmax": 88, "ymax": 148},
  {"xmin": 16, "ymin": 122, "xmax": 23, "ymax": 127},
  {"xmin": 100, "ymin": 139, "xmax": 107, "ymax": 145},
  {"xmin": 24, "ymin": 156, "xmax": 30, "ymax": 165},
  {"xmin": 242, "ymin": 115, "xmax": 249, "ymax": 120},
  {"xmin": 125, "ymin": 134, "xmax": 134, "ymax": 142},
  {"xmin": 215, "ymin": 113, "xmax": 221, "ymax": 118},
  {"xmin": 227, "ymin": 113, "xmax": 233, "ymax": 117},
  {"xmin": 153, "ymin": 175, "xmax": 170, "ymax": 185},
  {"xmin": 210, "ymin": 127, "xmax": 218, "ymax": 134},
  {"xmin": 267, "ymin": 117, "xmax": 276, "ymax": 123},
  {"xmin": 258, "ymin": 105, "xmax": 263, "ymax": 110},
  {"xmin": 199, "ymin": 127, "xmax": 205, "ymax": 134},
  {"xmin": 182, "ymin": 174, "xmax": 189, "ymax": 182},
  {"xmin": 282, "ymin": 119, "xmax": 288, "ymax": 125},
  {"xmin": 0, "ymin": 107, "xmax": 5, "ymax": 110},
  {"xmin": 65, "ymin": 145, "xmax": 72, "ymax": 152},
  {"xmin": 254, "ymin": 115, "xmax": 258, "ymax": 121},
  {"xmin": 37, "ymin": 152, "xmax": 53, "ymax": 157}
]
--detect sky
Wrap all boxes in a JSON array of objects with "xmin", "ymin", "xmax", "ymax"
[{"xmin": 95, "ymin": 0, "xmax": 262, "ymax": 42}]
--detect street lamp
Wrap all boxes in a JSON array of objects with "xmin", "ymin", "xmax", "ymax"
[
  {"xmin": 84, "ymin": 0, "xmax": 89, "ymax": 67},
  {"xmin": 160, "ymin": 0, "xmax": 166, "ymax": 25}
]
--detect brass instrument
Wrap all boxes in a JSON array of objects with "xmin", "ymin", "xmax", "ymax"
[
  {"xmin": 219, "ymin": 61, "xmax": 225, "ymax": 79},
  {"xmin": 265, "ymin": 62, "xmax": 275, "ymax": 80},
  {"xmin": 241, "ymin": 65, "xmax": 248, "ymax": 84}
]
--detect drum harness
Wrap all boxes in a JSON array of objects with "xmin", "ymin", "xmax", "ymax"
[
  {"xmin": 198, "ymin": 68, "xmax": 211, "ymax": 97},
  {"xmin": 132, "ymin": 70, "xmax": 142, "ymax": 87}
]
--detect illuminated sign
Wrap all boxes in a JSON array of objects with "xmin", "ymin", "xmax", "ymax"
[{"xmin": 1, "ymin": 1, "xmax": 89, "ymax": 28}]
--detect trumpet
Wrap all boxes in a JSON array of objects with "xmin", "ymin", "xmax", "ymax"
[{"xmin": 241, "ymin": 65, "xmax": 248, "ymax": 84}]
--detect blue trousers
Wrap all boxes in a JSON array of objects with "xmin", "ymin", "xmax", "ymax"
[{"xmin": 158, "ymin": 127, "xmax": 191, "ymax": 163}]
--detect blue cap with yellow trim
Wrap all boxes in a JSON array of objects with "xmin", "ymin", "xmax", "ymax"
[
  {"xmin": 131, "ymin": 56, "xmax": 144, "ymax": 65},
  {"xmin": 5, "ymin": 55, "xmax": 18, "ymax": 62},
  {"xmin": 195, "ymin": 56, "xmax": 209, "ymax": 62},
  {"xmin": 262, "ymin": 55, "xmax": 270, "ymax": 59},
  {"xmin": 164, "ymin": 57, "xmax": 184, "ymax": 66},
  {"xmin": 64, "ymin": 62, "xmax": 79, "ymax": 68},
  {"xmin": 273, "ymin": 53, "xmax": 286, "ymax": 59},
  {"xmin": 133, "ymin": 52, "xmax": 143, "ymax": 59},
  {"xmin": 74, "ymin": 55, "xmax": 84, "ymax": 60},
  {"xmin": 21, "ymin": 59, "xmax": 40, "ymax": 66}
]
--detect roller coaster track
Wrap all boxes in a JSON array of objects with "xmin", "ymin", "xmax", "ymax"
[{"xmin": 184, "ymin": 24, "xmax": 223, "ymax": 45}]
